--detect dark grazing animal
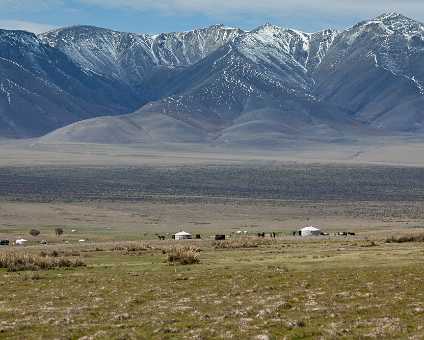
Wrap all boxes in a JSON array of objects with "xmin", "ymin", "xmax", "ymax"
[{"xmin": 215, "ymin": 235, "xmax": 225, "ymax": 241}]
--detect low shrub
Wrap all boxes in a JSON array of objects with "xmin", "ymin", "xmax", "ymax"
[
  {"xmin": 167, "ymin": 246, "xmax": 200, "ymax": 265},
  {"xmin": 386, "ymin": 233, "xmax": 424, "ymax": 243},
  {"xmin": 40, "ymin": 250, "xmax": 81, "ymax": 257},
  {"xmin": 213, "ymin": 237, "xmax": 276, "ymax": 249},
  {"xmin": 361, "ymin": 241, "xmax": 378, "ymax": 247},
  {"xmin": 0, "ymin": 250, "xmax": 86, "ymax": 272},
  {"xmin": 112, "ymin": 242, "xmax": 152, "ymax": 253},
  {"xmin": 40, "ymin": 250, "xmax": 59, "ymax": 257},
  {"xmin": 29, "ymin": 229, "xmax": 41, "ymax": 237}
]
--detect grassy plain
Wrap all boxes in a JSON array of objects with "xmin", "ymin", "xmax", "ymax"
[
  {"xmin": 1, "ymin": 238, "xmax": 424, "ymax": 339},
  {"xmin": 1, "ymin": 143, "xmax": 424, "ymax": 338}
]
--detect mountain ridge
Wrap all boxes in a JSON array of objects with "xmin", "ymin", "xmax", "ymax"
[{"xmin": 0, "ymin": 13, "xmax": 424, "ymax": 145}]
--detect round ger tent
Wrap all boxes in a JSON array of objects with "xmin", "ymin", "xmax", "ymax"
[
  {"xmin": 174, "ymin": 231, "xmax": 192, "ymax": 240},
  {"xmin": 300, "ymin": 226, "xmax": 321, "ymax": 237}
]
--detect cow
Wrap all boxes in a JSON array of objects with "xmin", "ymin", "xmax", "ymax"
[{"xmin": 215, "ymin": 235, "xmax": 225, "ymax": 241}]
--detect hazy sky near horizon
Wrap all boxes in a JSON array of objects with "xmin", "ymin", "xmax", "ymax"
[{"xmin": 0, "ymin": 0, "xmax": 423, "ymax": 34}]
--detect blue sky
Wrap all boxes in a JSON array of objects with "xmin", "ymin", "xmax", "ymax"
[{"xmin": 0, "ymin": 0, "xmax": 423, "ymax": 34}]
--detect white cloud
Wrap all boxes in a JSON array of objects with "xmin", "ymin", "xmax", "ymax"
[
  {"xmin": 0, "ymin": 0, "xmax": 61, "ymax": 33},
  {"xmin": 0, "ymin": 0, "xmax": 424, "ymax": 34},
  {"xmin": 0, "ymin": 20, "xmax": 57, "ymax": 33}
]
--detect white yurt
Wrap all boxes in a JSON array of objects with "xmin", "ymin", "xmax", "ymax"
[
  {"xmin": 300, "ymin": 226, "xmax": 321, "ymax": 237},
  {"xmin": 174, "ymin": 231, "xmax": 192, "ymax": 240},
  {"xmin": 15, "ymin": 239, "xmax": 28, "ymax": 245}
]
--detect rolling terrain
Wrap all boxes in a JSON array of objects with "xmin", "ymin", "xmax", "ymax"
[{"xmin": 2, "ymin": 12, "xmax": 424, "ymax": 340}]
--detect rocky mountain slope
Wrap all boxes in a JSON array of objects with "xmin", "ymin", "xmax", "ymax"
[
  {"xmin": 0, "ymin": 25, "xmax": 241, "ymax": 137},
  {"xmin": 40, "ymin": 25, "xmax": 242, "ymax": 86},
  {"xmin": 0, "ymin": 29, "xmax": 140, "ymax": 137},
  {"xmin": 314, "ymin": 13, "xmax": 424, "ymax": 132},
  {"xmin": 1, "ymin": 13, "xmax": 424, "ymax": 144}
]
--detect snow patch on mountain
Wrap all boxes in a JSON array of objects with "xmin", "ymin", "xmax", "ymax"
[
  {"xmin": 2, "ymin": 13, "xmax": 424, "ymax": 140},
  {"xmin": 40, "ymin": 24, "xmax": 243, "ymax": 84}
]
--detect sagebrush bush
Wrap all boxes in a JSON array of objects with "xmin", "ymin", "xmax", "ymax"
[
  {"xmin": 112, "ymin": 241, "xmax": 153, "ymax": 254},
  {"xmin": 167, "ymin": 246, "xmax": 200, "ymax": 265},
  {"xmin": 0, "ymin": 250, "xmax": 86, "ymax": 272},
  {"xmin": 29, "ymin": 229, "xmax": 40, "ymax": 237},
  {"xmin": 213, "ymin": 237, "xmax": 276, "ymax": 249}
]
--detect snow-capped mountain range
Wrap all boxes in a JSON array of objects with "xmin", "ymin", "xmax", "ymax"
[{"xmin": 1, "ymin": 13, "xmax": 424, "ymax": 145}]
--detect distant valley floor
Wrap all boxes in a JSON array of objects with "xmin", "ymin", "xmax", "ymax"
[
  {"xmin": 2, "ymin": 135, "xmax": 424, "ymax": 167},
  {"xmin": 1, "ymin": 139, "xmax": 424, "ymax": 239}
]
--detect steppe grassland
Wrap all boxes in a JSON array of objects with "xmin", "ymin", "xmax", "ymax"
[
  {"xmin": 1, "ymin": 237, "xmax": 424, "ymax": 339},
  {"xmin": 1, "ymin": 199, "xmax": 424, "ymax": 338},
  {"xmin": 1, "ymin": 145, "xmax": 424, "ymax": 338}
]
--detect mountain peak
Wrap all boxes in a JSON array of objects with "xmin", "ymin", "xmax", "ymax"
[
  {"xmin": 155, "ymin": 24, "xmax": 242, "ymax": 35},
  {"xmin": 369, "ymin": 12, "xmax": 424, "ymax": 36},
  {"xmin": 374, "ymin": 12, "xmax": 420, "ymax": 26},
  {"xmin": 206, "ymin": 24, "xmax": 236, "ymax": 30},
  {"xmin": 375, "ymin": 12, "xmax": 406, "ymax": 20},
  {"xmin": 44, "ymin": 25, "xmax": 118, "ymax": 35},
  {"xmin": 0, "ymin": 29, "xmax": 40, "ymax": 46},
  {"xmin": 253, "ymin": 23, "xmax": 282, "ymax": 33}
]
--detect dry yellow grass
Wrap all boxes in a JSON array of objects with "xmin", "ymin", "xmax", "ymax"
[
  {"xmin": 0, "ymin": 250, "xmax": 85, "ymax": 272},
  {"xmin": 213, "ymin": 237, "xmax": 277, "ymax": 249},
  {"xmin": 166, "ymin": 245, "xmax": 200, "ymax": 265},
  {"xmin": 2, "ymin": 237, "xmax": 424, "ymax": 338},
  {"xmin": 386, "ymin": 233, "xmax": 424, "ymax": 243}
]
